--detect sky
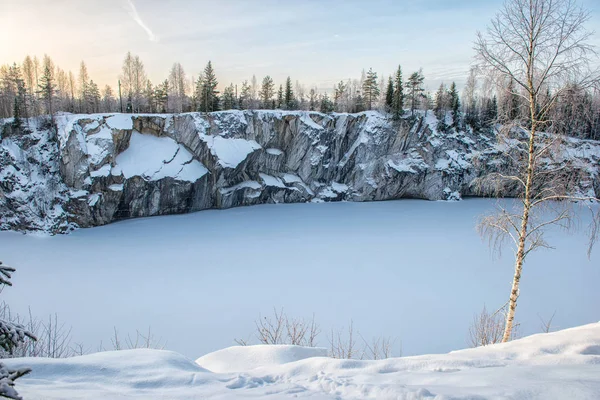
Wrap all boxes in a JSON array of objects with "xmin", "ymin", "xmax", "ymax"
[{"xmin": 1, "ymin": 0, "xmax": 600, "ymax": 92}]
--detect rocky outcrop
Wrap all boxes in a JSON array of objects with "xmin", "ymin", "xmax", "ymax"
[{"xmin": 1, "ymin": 110, "xmax": 599, "ymax": 233}]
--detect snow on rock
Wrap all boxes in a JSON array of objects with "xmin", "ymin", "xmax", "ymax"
[
  {"xmin": 105, "ymin": 114, "xmax": 134, "ymax": 130},
  {"xmin": 195, "ymin": 345, "xmax": 328, "ymax": 373},
  {"xmin": 3, "ymin": 323, "xmax": 600, "ymax": 399},
  {"xmin": 209, "ymin": 137, "xmax": 262, "ymax": 168},
  {"xmin": 116, "ymin": 132, "xmax": 208, "ymax": 182},
  {"xmin": 2, "ymin": 110, "xmax": 600, "ymax": 232}
]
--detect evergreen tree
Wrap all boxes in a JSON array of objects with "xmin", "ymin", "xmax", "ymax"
[
  {"xmin": 239, "ymin": 80, "xmax": 251, "ymax": 110},
  {"xmin": 222, "ymin": 84, "xmax": 236, "ymax": 110},
  {"xmin": 259, "ymin": 76, "xmax": 275, "ymax": 108},
  {"xmin": 37, "ymin": 63, "xmax": 56, "ymax": 124},
  {"xmin": 276, "ymin": 84, "xmax": 283, "ymax": 109},
  {"xmin": 434, "ymin": 83, "xmax": 449, "ymax": 132},
  {"xmin": 361, "ymin": 68, "xmax": 379, "ymax": 110},
  {"xmin": 284, "ymin": 76, "xmax": 295, "ymax": 109},
  {"xmin": 87, "ymin": 80, "xmax": 100, "ymax": 113},
  {"xmin": 385, "ymin": 76, "xmax": 394, "ymax": 111},
  {"xmin": 319, "ymin": 93, "xmax": 334, "ymax": 113},
  {"xmin": 434, "ymin": 83, "xmax": 447, "ymax": 119},
  {"xmin": 199, "ymin": 61, "xmax": 219, "ymax": 112},
  {"xmin": 449, "ymin": 82, "xmax": 461, "ymax": 130},
  {"xmin": 406, "ymin": 70, "xmax": 425, "ymax": 116},
  {"xmin": 309, "ymin": 88, "xmax": 318, "ymax": 111},
  {"xmin": 144, "ymin": 80, "xmax": 154, "ymax": 113},
  {"xmin": 392, "ymin": 65, "xmax": 404, "ymax": 119},
  {"xmin": 155, "ymin": 80, "xmax": 169, "ymax": 113},
  {"xmin": 0, "ymin": 260, "xmax": 37, "ymax": 400},
  {"xmin": 333, "ymin": 80, "xmax": 346, "ymax": 112}
]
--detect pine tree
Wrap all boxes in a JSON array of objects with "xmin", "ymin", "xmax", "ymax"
[
  {"xmin": 361, "ymin": 68, "xmax": 379, "ymax": 110},
  {"xmin": 284, "ymin": 77, "xmax": 295, "ymax": 110},
  {"xmin": 198, "ymin": 61, "xmax": 219, "ymax": 112},
  {"xmin": 259, "ymin": 76, "xmax": 275, "ymax": 109},
  {"xmin": 392, "ymin": 65, "xmax": 405, "ymax": 119},
  {"xmin": 406, "ymin": 70, "xmax": 425, "ymax": 116},
  {"xmin": 385, "ymin": 77, "xmax": 394, "ymax": 111}
]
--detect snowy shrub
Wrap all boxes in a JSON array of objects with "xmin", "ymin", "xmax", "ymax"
[{"xmin": 0, "ymin": 261, "xmax": 37, "ymax": 400}]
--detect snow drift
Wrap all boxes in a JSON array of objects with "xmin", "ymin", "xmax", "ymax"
[
  {"xmin": 4, "ymin": 322, "xmax": 600, "ymax": 399},
  {"xmin": 1, "ymin": 110, "xmax": 599, "ymax": 232}
]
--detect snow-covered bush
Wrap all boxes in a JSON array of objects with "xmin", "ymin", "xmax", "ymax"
[{"xmin": 0, "ymin": 261, "xmax": 36, "ymax": 399}]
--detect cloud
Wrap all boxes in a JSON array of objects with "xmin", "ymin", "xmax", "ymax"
[{"xmin": 126, "ymin": 0, "xmax": 158, "ymax": 42}]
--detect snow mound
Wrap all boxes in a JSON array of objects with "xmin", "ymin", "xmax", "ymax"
[
  {"xmin": 195, "ymin": 345, "xmax": 328, "ymax": 373},
  {"xmin": 3, "ymin": 323, "xmax": 600, "ymax": 399}
]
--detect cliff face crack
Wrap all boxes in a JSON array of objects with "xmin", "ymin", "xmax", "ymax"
[{"xmin": 1, "ymin": 110, "xmax": 599, "ymax": 233}]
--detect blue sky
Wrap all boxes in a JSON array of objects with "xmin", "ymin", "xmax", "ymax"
[{"xmin": 1, "ymin": 0, "xmax": 599, "ymax": 92}]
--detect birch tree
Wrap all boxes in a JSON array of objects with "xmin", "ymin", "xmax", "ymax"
[{"xmin": 474, "ymin": 0, "xmax": 600, "ymax": 342}]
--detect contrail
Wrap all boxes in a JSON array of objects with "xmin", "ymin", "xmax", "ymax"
[{"xmin": 126, "ymin": 0, "xmax": 158, "ymax": 42}]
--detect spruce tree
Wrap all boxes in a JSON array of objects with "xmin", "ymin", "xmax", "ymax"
[
  {"xmin": 199, "ymin": 61, "xmax": 219, "ymax": 112},
  {"xmin": 319, "ymin": 93, "xmax": 334, "ymax": 113},
  {"xmin": 361, "ymin": 68, "xmax": 379, "ymax": 110},
  {"xmin": 277, "ymin": 84, "xmax": 283, "ymax": 109},
  {"xmin": 0, "ymin": 261, "xmax": 37, "ymax": 400},
  {"xmin": 37, "ymin": 64, "xmax": 56, "ymax": 124},
  {"xmin": 239, "ymin": 80, "xmax": 251, "ymax": 110},
  {"xmin": 449, "ymin": 82, "xmax": 461, "ymax": 130},
  {"xmin": 333, "ymin": 80, "xmax": 346, "ymax": 112},
  {"xmin": 309, "ymin": 88, "xmax": 318, "ymax": 111},
  {"xmin": 385, "ymin": 77, "xmax": 394, "ymax": 111},
  {"xmin": 284, "ymin": 77, "xmax": 295, "ymax": 110},
  {"xmin": 222, "ymin": 84, "xmax": 236, "ymax": 110},
  {"xmin": 392, "ymin": 65, "xmax": 404, "ymax": 119},
  {"xmin": 259, "ymin": 76, "xmax": 275, "ymax": 109}
]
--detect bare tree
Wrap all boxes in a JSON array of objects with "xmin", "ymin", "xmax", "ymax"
[
  {"xmin": 539, "ymin": 310, "xmax": 557, "ymax": 333},
  {"xmin": 328, "ymin": 320, "xmax": 356, "ymax": 359},
  {"xmin": 474, "ymin": 0, "xmax": 600, "ymax": 342},
  {"xmin": 468, "ymin": 304, "xmax": 508, "ymax": 347}
]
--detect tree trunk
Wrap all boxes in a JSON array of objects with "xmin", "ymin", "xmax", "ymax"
[{"xmin": 503, "ymin": 77, "xmax": 538, "ymax": 342}]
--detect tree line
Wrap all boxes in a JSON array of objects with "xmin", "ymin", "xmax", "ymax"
[{"xmin": 1, "ymin": 52, "xmax": 599, "ymax": 140}]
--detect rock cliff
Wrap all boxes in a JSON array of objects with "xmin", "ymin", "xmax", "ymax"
[{"xmin": 1, "ymin": 110, "xmax": 598, "ymax": 233}]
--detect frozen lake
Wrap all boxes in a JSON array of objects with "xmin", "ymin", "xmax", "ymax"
[{"xmin": 0, "ymin": 199, "xmax": 598, "ymax": 359}]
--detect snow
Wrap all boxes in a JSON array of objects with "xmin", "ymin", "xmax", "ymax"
[
  {"xmin": 108, "ymin": 184, "xmax": 124, "ymax": 192},
  {"xmin": 196, "ymin": 345, "xmax": 328, "ymax": 373},
  {"xmin": 0, "ymin": 199, "xmax": 598, "ymax": 375},
  {"xmin": 115, "ymin": 132, "xmax": 208, "ymax": 182},
  {"xmin": 266, "ymin": 148, "xmax": 284, "ymax": 156},
  {"xmin": 89, "ymin": 164, "xmax": 111, "ymax": 178},
  {"xmin": 210, "ymin": 137, "xmax": 262, "ymax": 168},
  {"xmin": 105, "ymin": 114, "xmax": 134, "ymax": 130},
  {"xmin": 259, "ymin": 173, "xmax": 287, "ymax": 188},
  {"xmin": 87, "ymin": 193, "xmax": 101, "ymax": 206},
  {"xmin": 3, "ymin": 323, "xmax": 600, "ymax": 399},
  {"xmin": 219, "ymin": 180, "xmax": 262, "ymax": 195}
]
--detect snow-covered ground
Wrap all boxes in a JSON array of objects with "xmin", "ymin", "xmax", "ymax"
[
  {"xmin": 0, "ymin": 199, "xmax": 597, "ymax": 361},
  {"xmin": 4, "ymin": 322, "xmax": 600, "ymax": 399}
]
